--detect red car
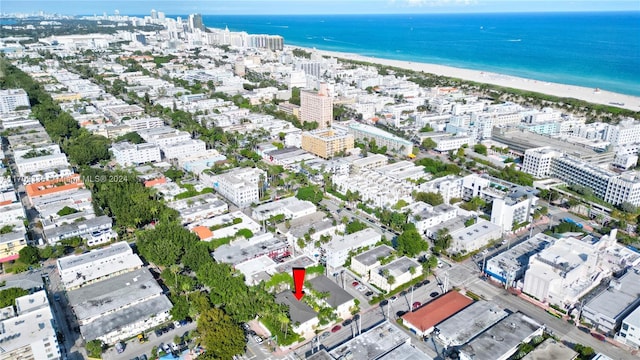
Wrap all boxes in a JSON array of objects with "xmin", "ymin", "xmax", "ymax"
[
  {"xmin": 351, "ymin": 281, "xmax": 359, "ymax": 287},
  {"xmin": 412, "ymin": 302, "xmax": 422, "ymax": 309},
  {"xmin": 331, "ymin": 325, "xmax": 342, "ymax": 333}
]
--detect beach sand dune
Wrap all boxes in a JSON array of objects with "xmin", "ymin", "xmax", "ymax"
[{"xmin": 293, "ymin": 46, "xmax": 640, "ymax": 113}]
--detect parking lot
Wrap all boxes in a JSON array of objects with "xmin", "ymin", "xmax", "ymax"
[{"xmin": 102, "ymin": 321, "xmax": 196, "ymax": 360}]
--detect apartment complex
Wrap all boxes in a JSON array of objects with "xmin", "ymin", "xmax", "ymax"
[
  {"xmin": 67, "ymin": 268, "xmax": 173, "ymax": 344},
  {"xmin": 347, "ymin": 122, "xmax": 413, "ymax": 156},
  {"xmin": 209, "ymin": 167, "xmax": 265, "ymax": 207},
  {"xmin": 369, "ymin": 256, "xmax": 421, "ymax": 292},
  {"xmin": 110, "ymin": 141, "xmax": 162, "ymax": 166},
  {"xmin": 0, "ymin": 291, "xmax": 61, "ymax": 360},
  {"xmin": 301, "ymin": 128, "xmax": 354, "ymax": 159},
  {"xmin": 0, "ymin": 89, "xmax": 30, "ymax": 114},
  {"xmin": 617, "ymin": 305, "xmax": 640, "ymax": 349},
  {"xmin": 57, "ymin": 241, "xmax": 144, "ymax": 290},
  {"xmin": 300, "ymin": 83, "xmax": 333, "ymax": 129},
  {"xmin": 320, "ymin": 228, "xmax": 381, "ymax": 269}
]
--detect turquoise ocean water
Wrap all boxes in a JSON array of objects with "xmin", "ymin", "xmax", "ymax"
[{"xmin": 197, "ymin": 12, "xmax": 640, "ymax": 96}]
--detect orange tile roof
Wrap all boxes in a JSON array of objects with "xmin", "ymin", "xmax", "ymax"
[
  {"xmin": 0, "ymin": 200, "xmax": 13, "ymax": 206},
  {"xmin": 401, "ymin": 291, "xmax": 473, "ymax": 332},
  {"xmin": 192, "ymin": 226, "xmax": 213, "ymax": 240},
  {"xmin": 144, "ymin": 177, "xmax": 167, "ymax": 188},
  {"xmin": 25, "ymin": 174, "xmax": 84, "ymax": 198}
]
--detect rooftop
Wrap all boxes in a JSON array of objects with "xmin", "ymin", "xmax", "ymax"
[
  {"xmin": 584, "ymin": 268, "xmax": 640, "ymax": 321},
  {"xmin": 275, "ymin": 291, "xmax": 318, "ymax": 325},
  {"xmin": 67, "ymin": 268, "xmax": 162, "ymax": 321},
  {"xmin": 623, "ymin": 303, "xmax": 640, "ymax": 327},
  {"xmin": 435, "ymin": 301, "xmax": 509, "ymax": 347},
  {"xmin": 522, "ymin": 339, "xmax": 578, "ymax": 360},
  {"xmin": 25, "ymin": 174, "xmax": 83, "ymax": 198},
  {"xmin": 308, "ymin": 275, "xmax": 354, "ymax": 308},
  {"xmin": 80, "ymin": 295, "xmax": 172, "ymax": 342},
  {"xmin": 353, "ymin": 245, "xmax": 395, "ymax": 267},
  {"xmin": 401, "ymin": 291, "xmax": 473, "ymax": 332},
  {"xmin": 377, "ymin": 257, "xmax": 421, "ymax": 278},
  {"xmin": 0, "ymin": 291, "xmax": 57, "ymax": 355},
  {"xmin": 348, "ymin": 122, "xmax": 412, "ymax": 145},
  {"xmin": 458, "ymin": 312, "xmax": 543, "ymax": 360},
  {"xmin": 327, "ymin": 321, "xmax": 432, "ymax": 360},
  {"xmin": 451, "ymin": 220, "xmax": 501, "ymax": 244},
  {"xmin": 487, "ymin": 233, "xmax": 554, "ymax": 271},
  {"xmin": 322, "ymin": 228, "xmax": 380, "ymax": 253}
]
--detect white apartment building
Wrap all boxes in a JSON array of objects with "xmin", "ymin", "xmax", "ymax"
[
  {"xmin": 605, "ymin": 119, "xmax": 640, "ymax": 147},
  {"xmin": 300, "ymin": 83, "xmax": 332, "ymax": 129},
  {"xmin": 332, "ymin": 169, "xmax": 414, "ymax": 209},
  {"xmin": 57, "ymin": 241, "xmax": 144, "ymax": 290},
  {"xmin": 522, "ymin": 233, "xmax": 616, "ymax": 308},
  {"xmin": 0, "ymin": 89, "xmax": 30, "ymax": 114},
  {"xmin": 68, "ymin": 268, "xmax": 173, "ymax": 344},
  {"xmin": 369, "ymin": 256, "xmax": 421, "ymax": 292},
  {"xmin": 0, "ymin": 291, "xmax": 61, "ymax": 360},
  {"xmin": 43, "ymin": 215, "xmax": 113, "ymax": 244},
  {"xmin": 167, "ymin": 193, "xmax": 229, "ymax": 225},
  {"xmin": 350, "ymin": 245, "xmax": 395, "ymax": 280},
  {"xmin": 110, "ymin": 141, "xmax": 161, "ymax": 167},
  {"xmin": 417, "ymin": 175, "xmax": 464, "ymax": 205},
  {"xmin": 321, "ymin": 228, "xmax": 381, "ymax": 269},
  {"xmin": 210, "ymin": 167, "xmax": 265, "ymax": 207},
  {"xmin": 582, "ymin": 268, "xmax": 640, "ymax": 335},
  {"xmin": 160, "ymin": 139, "xmax": 206, "ymax": 160},
  {"xmin": 350, "ymin": 154, "xmax": 388, "ymax": 173},
  {"xmin": 491, "ymin": 193, "xmax": 537, "ymax": 233},
  {"xmin": 123, "ymin": 116, "xmax": 164, "ymax": 131},
  {"xmin": 450, "ymin": 220, "xmax": 502, "ymax": 254},
  {"xmin": 137, "ymin": 126, "xmax": 192, "ymax": 146},
  {"xmin": 522, "ymin": 147, "xmax": 562, "ymax": 178},
  {"xmin": 617, "ymin": 305, "xmax": 640, "ymax": 349},
  {"xmin": 406, "ymin": 202, "xmax": 458, "ymax": 235},
  {"xmin": 431, "ymin": 134, "xmax": 473, "ymax": 152},
  {"xmin": 252, "ymin": 197, "xmax": 316, "ymax": 221},
  {"xmin": 347, "ymin": 122, "xmax": 413, "ymax": 156},
  {"xmin": 484, "ymin": 233, "xmax": 554, "ymax": 286},
  {"xmin": 14, "ymin": 145, "xmax": 70, "ymax": 177}
]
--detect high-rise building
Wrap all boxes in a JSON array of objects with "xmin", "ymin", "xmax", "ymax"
[
  {"xmin": 300, "ymin": 82, "xmax": 332, "ymax": 129},
  {"xmin": 150, "ymin": 9, "xmax": 158, "ymax": 20},
  {"xmin": 188, "ymin": 13, "xmax": 204, "ymax": 32}
]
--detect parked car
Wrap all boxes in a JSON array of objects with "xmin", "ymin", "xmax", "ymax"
[
  {"xmin": 396, "ymin": 310, "xmax": 407, "ymax": 317},
  {"xmin": 365, "ymin": 291, "xmax": 374, "ymax": 297},
  {"xmin": 412, "ymin": 302, "xmax": 422, "ymax": 309},
  {"xmin": 155, "ymin": 329, "xmax": 163, "ymax": 337},
  {"xmin": 331, "ymin": 325, "xmax": 342, "ymax": 333},
  {"xmin": 321, "ymin": 331, "xmax": 330, "ymax": 339},
  {"xmin": 115, "ymin": 342, "xmax": 125, "ymax": 354},
  {"xmin": 343, "ymin": 319, "xmax": 352, "ymax": 326},
  {"xmin": 430, "ymin": 292, "xmax": 439, "ymax": 298},
  {"xmin": 254, "ymin": 335, "xmax": 263, "ymax": 344},
  {"xmin": 390, "ymin": 296, "xmax": 398, "ymax": 303},
  {"xmin": 351, "ymin": 281, "xmax": 359, "ymax": 287}
]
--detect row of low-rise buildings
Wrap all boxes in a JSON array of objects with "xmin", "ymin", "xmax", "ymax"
[{"xmin": 56, "ymin": 242, "xmax": 172, "ymax": 344}]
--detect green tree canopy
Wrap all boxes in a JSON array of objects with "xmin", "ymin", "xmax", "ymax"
[
  {"xmin": 295, "ymin": 185, "xmax": 323, "ymax": 204},
  {"xmin": 397, "ymin": 225, "xmax": 428, "ymax": 257},
  {"xmin": 0, "ymin": 288, "xmax": 29, "ymax": 308},
  {"xmin": 18, "ymin": 245, "xmax": 40, "ymax": 265},
  {"xmin": 137, "ymin": 222, "xmax": 198, "ymax": 266},
  {"xmin": 415, "ymin": 192, "xmax": 444, "ymax": 206},
  {"xmin": 197, "ymin": 308, "xmax": 246, "ymax": 359},
  {"xmin": 421, "ymin": 138, "xmax": 437, "ymax": 150},
  {"xmin": 473, "ymin": 144, "xmax": 488, "ymax": 155}
]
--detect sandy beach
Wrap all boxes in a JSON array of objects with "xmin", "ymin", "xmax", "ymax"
[{"xmin": 290, "ymin": 46, "xmax": 640, "ymax": 113}]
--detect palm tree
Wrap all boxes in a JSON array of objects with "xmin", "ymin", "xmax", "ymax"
[{"xmin": 169, "ymin": 264, "xmax": 180, "ymax": 289}]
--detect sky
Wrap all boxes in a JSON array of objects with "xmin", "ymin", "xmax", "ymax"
[{"xmin": 1, "ymin": 0, "xmax": 639, "ymax": 15}]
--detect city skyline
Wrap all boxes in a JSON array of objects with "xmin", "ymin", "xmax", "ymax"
[{"xmin": 2, "ymin": 0, "xmax": 639, "ymax": 15}]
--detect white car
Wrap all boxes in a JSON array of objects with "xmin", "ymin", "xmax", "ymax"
[{"xmin": 174, "ymin": 320, "xmax": 182, "ymax": 328}]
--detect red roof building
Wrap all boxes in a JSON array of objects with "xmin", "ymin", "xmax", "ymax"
[{"xmin": 401, "ymin": 291, "xmax": 473, "ymax": 337}]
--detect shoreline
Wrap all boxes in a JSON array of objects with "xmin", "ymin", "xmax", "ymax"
[{"xmin": 286, "ymin": 45, "xmax": 640, "ymax": 113}]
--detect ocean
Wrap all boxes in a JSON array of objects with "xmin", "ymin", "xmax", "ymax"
[{"xmin": 198, "ymin": 12, "xmax": 640, "ymax": 97}]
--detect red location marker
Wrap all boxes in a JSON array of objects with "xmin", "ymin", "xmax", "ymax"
[{"xmin": 292, "ymin": 267, "xmax": 306, "ymax": 301}]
